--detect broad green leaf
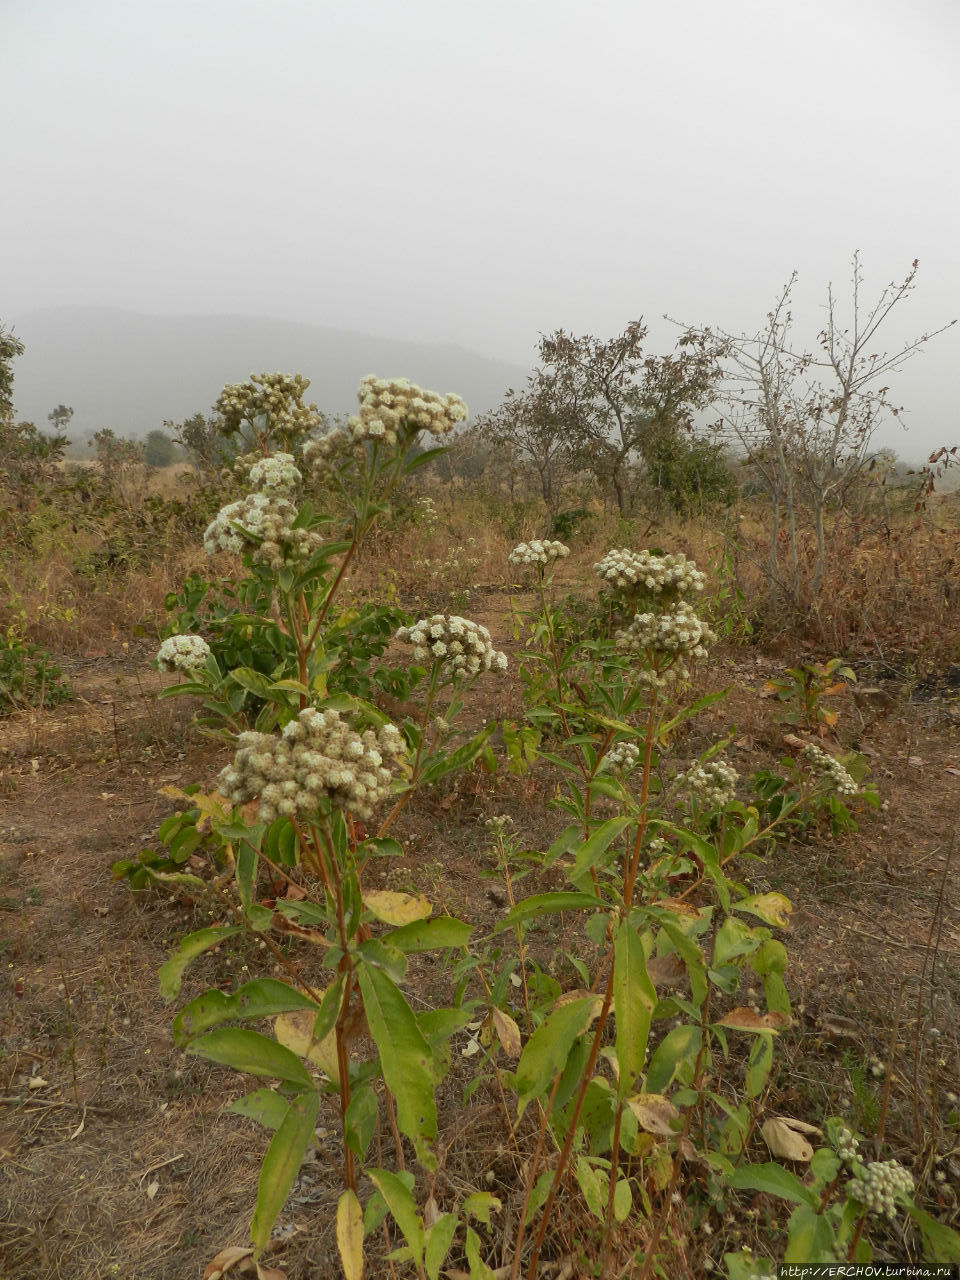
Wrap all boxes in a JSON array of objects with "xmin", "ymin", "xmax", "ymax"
[
  {"xmin": 727, "ymin": 1161, "xmax": 818, "ymax": 1208},
  {"xmin": 462, "ymin": 1192, "xmax": 502, "ymax": 1225},
  {"xmin": 368, "ymin": 1168, "xmax": 424, "ymax": 1267},
  {"xmin": 784, "ymin": 1203, "xmax": 835, "ymax": 1262},
  {"xmin": 645, "ymin": 1024, "xmax": 701, "ymax": 1094},
  {"xmin": 613, "ymin": 922, "xmax": 656, "ymax": 1095},
  {"xmin": 235, "ymin": 840, "xmax": 258, "ymax": 919},
  {"xmin": 713, "ymin": 916, "xmax": 760, "ymax": 968},
  {"xmin": 363, "ymin": 890, "xmax": 432, "ymax": 925},
  {"xmin": 746, "ymin": 1031, "xmax": 774, "ymax": 1098},
  {"xmin": 516, "ymin": 996, "xmax": 599, "ymax": 1118},
  {"xmin": 524, "ymin": 1170, "xmax": 555, "ymax": 1225},
  {"xmin": 495, "ymin": 892, "xmax": 606, "ymax": 934},
  {"xmin": 908, "ymin": 1206, "xmax": 960, "ymax": 1262},
  {"xmin": 173, "ymin": 978, "xmax": 321, "ymax": 1045},
  {"xmin": 659, "ymin": 919, "xmax": 708, "ymax": 1006},
  {"xmin": 186, "ymin": 1028, "xmax": 314, "ymax": 1089},
  {"xmin": 228, "ymin": 1087, "xmax": 289, "ymax": 1131},
  {"xmin": 159, "ymin": 926, "xmax": 241, "ymax": 1002},
  {"xmin": 576, "ymin": 1155, "xmax": 607, "ymax": 1221},
  {"xmin": 465, "ymin": 1226, "xmax": 495, "ymax": 1280},
  {"xmin": 229, "ymin": 666, "xmax": 275, "ymax": 699},
  {"xmin": 344, "ymin": 1082, "xmax": 378, "ymax": 1158},
  {"xmin": 336, "ymin": 1189, "xmax": 364, "ymax": 1280},
  {"xmin": 356, "ymin": 964, "xmax": 436, "ymax": 1160},
  {"xmin": 419, "ymin": 724, "xmax": 495, "ymax": 785},
  {"xmin": 613, "ymin": 1177, "xmax": 632, "ymax": 1221},
  {"xmin": 424, "ymin": 1212, "xmax": 458, "ymax": 1280},
  {"xmin": 569, "ymin": 817, "xmax": 633, "ymax": 885},
  {"xmin": 388, "ymin": 915, "xmax": 473, "ymax": 953},
  {"xmin": 250, "ymin": 1091, "xmax": 319, "ymax": 1254}
]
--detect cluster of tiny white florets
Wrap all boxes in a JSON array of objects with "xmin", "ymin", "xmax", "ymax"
[
  {"xmin": 246, "ymin": 452, "xmax": 303, "ymax": 496},
  {"xmin": 508, "ymin": 540, "xmax": 571, "ymax": 567},
  {"xmin": 593, "ymin": 549, "xmax": 705, "ymax": 598},
  {"xmin": 203, "ymin": 492, "xmax": 321, "ymax": 570},
  {"xmin": 801, "ymin": 743, "xmax": 859, "ymax": 797},
  {"xmin": 601, "ymin": 741, "xmax": 641, "ymax": 772},
  {"xmin": 303, "ymin": 377, "xmax": 467, "ymax": 478},
  {"xmin": 846, "ymin": 1159, "xmax": 914, "ymax": 1219},
  {"xmin": 395, "ymin": 614, "xmax": 508, "ymax": 679},
  {"xmin": 156, "ymin": 634, "xmax": 212, "ymax": 675},
  {"xmin": 216, "ymin": 373, "xmax": 324, "ymax": 444},
  {"xmin": 676, "ymin": 759, "xmax": 739, "ymax": 809},
  {"xmin": 834, "ymin": 1127, "xmax": 860, "ymax": 1164},
  {"xmin": 615, "ymin": 601, "xmax": 716, "ymax": 688},
  {"xmin": 218, "ymin": 708, "xmax": 406, "ymax": 823}
]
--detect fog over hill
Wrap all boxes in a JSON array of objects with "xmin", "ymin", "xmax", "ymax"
[{"xmin": 9, "ymin": 307, "xmax": 529, "ymax": 436}]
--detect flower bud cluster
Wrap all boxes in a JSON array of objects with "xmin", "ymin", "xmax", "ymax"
[
  {"xmin": 834, "ymin": 1127, "xmax": 860, "ymax": 1164},
  {"xmin": 593, "ymin": 549, "xmax": 705, "ymax": 597},
  {"xmin": 303, "ymin": 376, "xmax": 467, "ymax": 478},
  {"xmin": 156, "ymin": 634, "xmax": 212, "ymax": 675},
  {"xmin": 508, "ymin": 540, "xmax": 570, "ymax": 567},
  {"xmin": 677, "ymin": 759, "xmax": 739, "ymax": 808},
  {"xmin": 396, "ymin": 614, "xmax": 508, "ymax": 679},
  {"xmin": 615, "ymin": 601, "xmax": 716, "ymax": 687},
  {"xmin": 801, "ymin": 743, "xmax": 859, "ymax": 797},
  {"xmin": 218, "ymin": 707, "xmax": 406, "ymax": 823},
  {"xmin": 216, "ymin": 373, "xmax": 323, "ymax": 444},
  {"xmin": 203, "ymin": 492, "xmax": 321, "ymax": 570},
  {"xmin": 601, "ymin": 740, "xmax": 641, "ymax": 772},
  {"xmin": 847, "ymin": 1159, "xmax": 914, "ymax": 1219}
]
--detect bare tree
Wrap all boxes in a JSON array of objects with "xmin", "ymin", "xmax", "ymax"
[
  {"xmin": 693, "ymin": 256, "xmax": 955, "ymax": 607},
  {"xmin": 474, "ymin": 380, "xmax": 577, "ymax": 513}
]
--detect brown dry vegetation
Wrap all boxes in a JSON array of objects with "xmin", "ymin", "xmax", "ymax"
[{"xmin": 1, "ymin": 486, "xmax": 960, "ymax": 1279}]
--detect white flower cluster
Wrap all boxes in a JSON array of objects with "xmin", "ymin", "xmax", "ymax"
[
  {"xmin": 303, "ymin": 376, "xmax": 467, "ymax": 477},
  {"xmin": 395, "ymin": 614, "xmax": 508, "ymax": 679},
  {"xmin": 801, "ymin": 743, "xmax": 859, "ymax": 797},
  {"xmin": 593, "ymin": 549, "xmax": 705, "ymax": 597},
  {"xmin": 508, "ymin": 540, "xmax": 570, "ymax": 567},
  {"xmin": 601, "ymin": 740, "xmax": 641, "ymax": 772},
  {"xmin": 216, "ymin": 373, "xmax": 323, "ymax": 443},
  {"xmin": 156, "ymin": 634, "xmax": 212, "ymax": 675},
  {"xmin": 247, "ymin": 452, "xmax": 302, "ymax": 496},
  {"xmin": 203, "ymin": 492, "xmax": 321, "ymax": 570},
  {"xmin": 847, "ymin": 1160, "xmax": 914, "ymax": 1219},
  {"xmin": 615, "ymin": 601, "xmax": 716, "ymax": 681},
  {"xmin": 676, "ymin": 759, "xmax": 739, "ymax": 808},
  {"xmin": 218, "ymin": 707, "xmax": 406, "ymax": 823}
]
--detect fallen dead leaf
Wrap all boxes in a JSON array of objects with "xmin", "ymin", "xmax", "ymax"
[
  {"xmin": 715, "ymin": 1007, "xmax": 791, "ymax": 1032},
  {"xmin": 626, "ymin": 1093, "xmax": 681, "ymax": 1136},
  {"xmin": 146, "ymin": 1179, "xmax": 160, "ymax": 1200},
  {"xmin": 761, "ymin": 1115, "xmax": 817, "ymax": 1162}
]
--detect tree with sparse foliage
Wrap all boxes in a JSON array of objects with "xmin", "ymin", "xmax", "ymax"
[
  {"xmin": 0, "ymin": 325, "xmax": 69, "ymax": 505},
  {"xmin": 535, "ymin": 322, "xmax": 726, "ymax": 515},
  {"xmin": 48, "ymin": 404, "xmax": 74, "ymax": 436}
]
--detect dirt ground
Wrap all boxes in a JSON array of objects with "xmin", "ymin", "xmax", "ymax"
[{"xmin": 1, "ymin": 606, "xmax": 959, "ymax": 1279}]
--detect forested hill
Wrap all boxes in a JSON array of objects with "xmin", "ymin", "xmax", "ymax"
[{"xmin": 9, "ymin": 307, "xmax": 529, "ymax": 435}]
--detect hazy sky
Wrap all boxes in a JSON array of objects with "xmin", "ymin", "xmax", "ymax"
[{"xmin": 3, "ymin": 0, "xmax": 959, "ymax": 455}]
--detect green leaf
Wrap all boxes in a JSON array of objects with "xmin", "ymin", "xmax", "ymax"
[
  {"xmin": 516, "ymin": 996, "xmax": 599, "ymax": 1118},
  {"xmin": 419, "ymin": 723, "xmax": 496, "ymax": 785},
  {"xmin": 495, "ymin": 892, "xmax": 606, "ymax": 934},
  {"xmin": 368, "ymin": 1168, "xmax": 424, "ymax": 1267},
  {"xmin": 713, "ymin": 916, "xmax": 760, "ymax": 968},
  {"xmin": 576, "ymin": 1155, "xmax": 607, "ymax": 1221},
  {"xmin": 569, "ymin": 817, "xmax": 633, "ymax": 886},
  {"xmin": 613, "ymin": 1177, "xmax": 632, "ymax": 1221},
  {"xmin": 228, "ymin": 1087, "xmax": 289, "ymax": 1131},
  {"xmin": 745, "ymin": 1032, "xmax": 773, "ymax": 1099},
  {"xmin": 173, "ymin": 978, "xmax": 321, "ymax": 1045},
  {"xmin": 784, "ymin": 1202, "xmax": 835, "ymax": 1262},
  {"xmin": 908, "ymin": 1205, "xmax": 960, "ymax": 1262},
  {"xmin": 388, "ymin": 915, "xmax": 473, "ymax": 953},
  {"xmin": 465, "ymin": 1226, "xmax": 495, "ymax": 1280},
  {"xmin": 229, "ymin": 666, "xmax": 275, "ymax": 699},
  {"xmin": 250, "ymin": 1090, "xmax": 319, "ymax": 1255},
  {"xmin": 613, "ymin": 922, "xmax": 656, "ymax": 1096},
  {"xmin": 462, "ymin": 1192, "xmax": 502, "ymax": 1225},
  {"xmin": 424, "ymin": 1212, "xmax": 458, "ymax": 1280},
  {"xmin": 344, "ymin": 1082, "xmax": 378, "ymax": 1158},
  {"xmin": 159, "ymin": 926, "xmax": 241, "ymax": 1002},
  {"xmin": 727, "ymin": 1161, "xmax": 818, "ymax": 1208},
  {"xmin": 645, "ymin": 1025, "xmax": 701, "ymax": 1094},
  {"xmin": 186, "ymin": 1028, "xmax": 314, "ymax": 1089},
  {"xmin": 356, "ymin": 964, "xmax": 436, "ymax": 1161}
]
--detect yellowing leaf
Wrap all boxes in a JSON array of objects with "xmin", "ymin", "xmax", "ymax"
[
  {"xmin": 715, "ymin": 1008, "xmax": 791, "ymax": 1033},
  {"xmin": 761, "ymin": 1115, "xmax": 817, "ymax": 1162},
  {"xmin": 336, "ymin": 1189, "xmax": 364, "ymax": 1280},
  {"xmin": 274, "ymin": 1009, "xmax": 339, "ymax": 1078},
  {"xmin": 733, "ymin": 892, "xmax": 792, "ymax": 928},
  {"xmin": 491, "ymin": 1007, "xmax": 522, "ymax": 1059},
  {"xmin": 363, "ymin": 890, "xmax": 433, "ymax": 925},
  {"xmin": 626, "ymin": 1093, "xmax": 680, "ymax": 1136}
]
